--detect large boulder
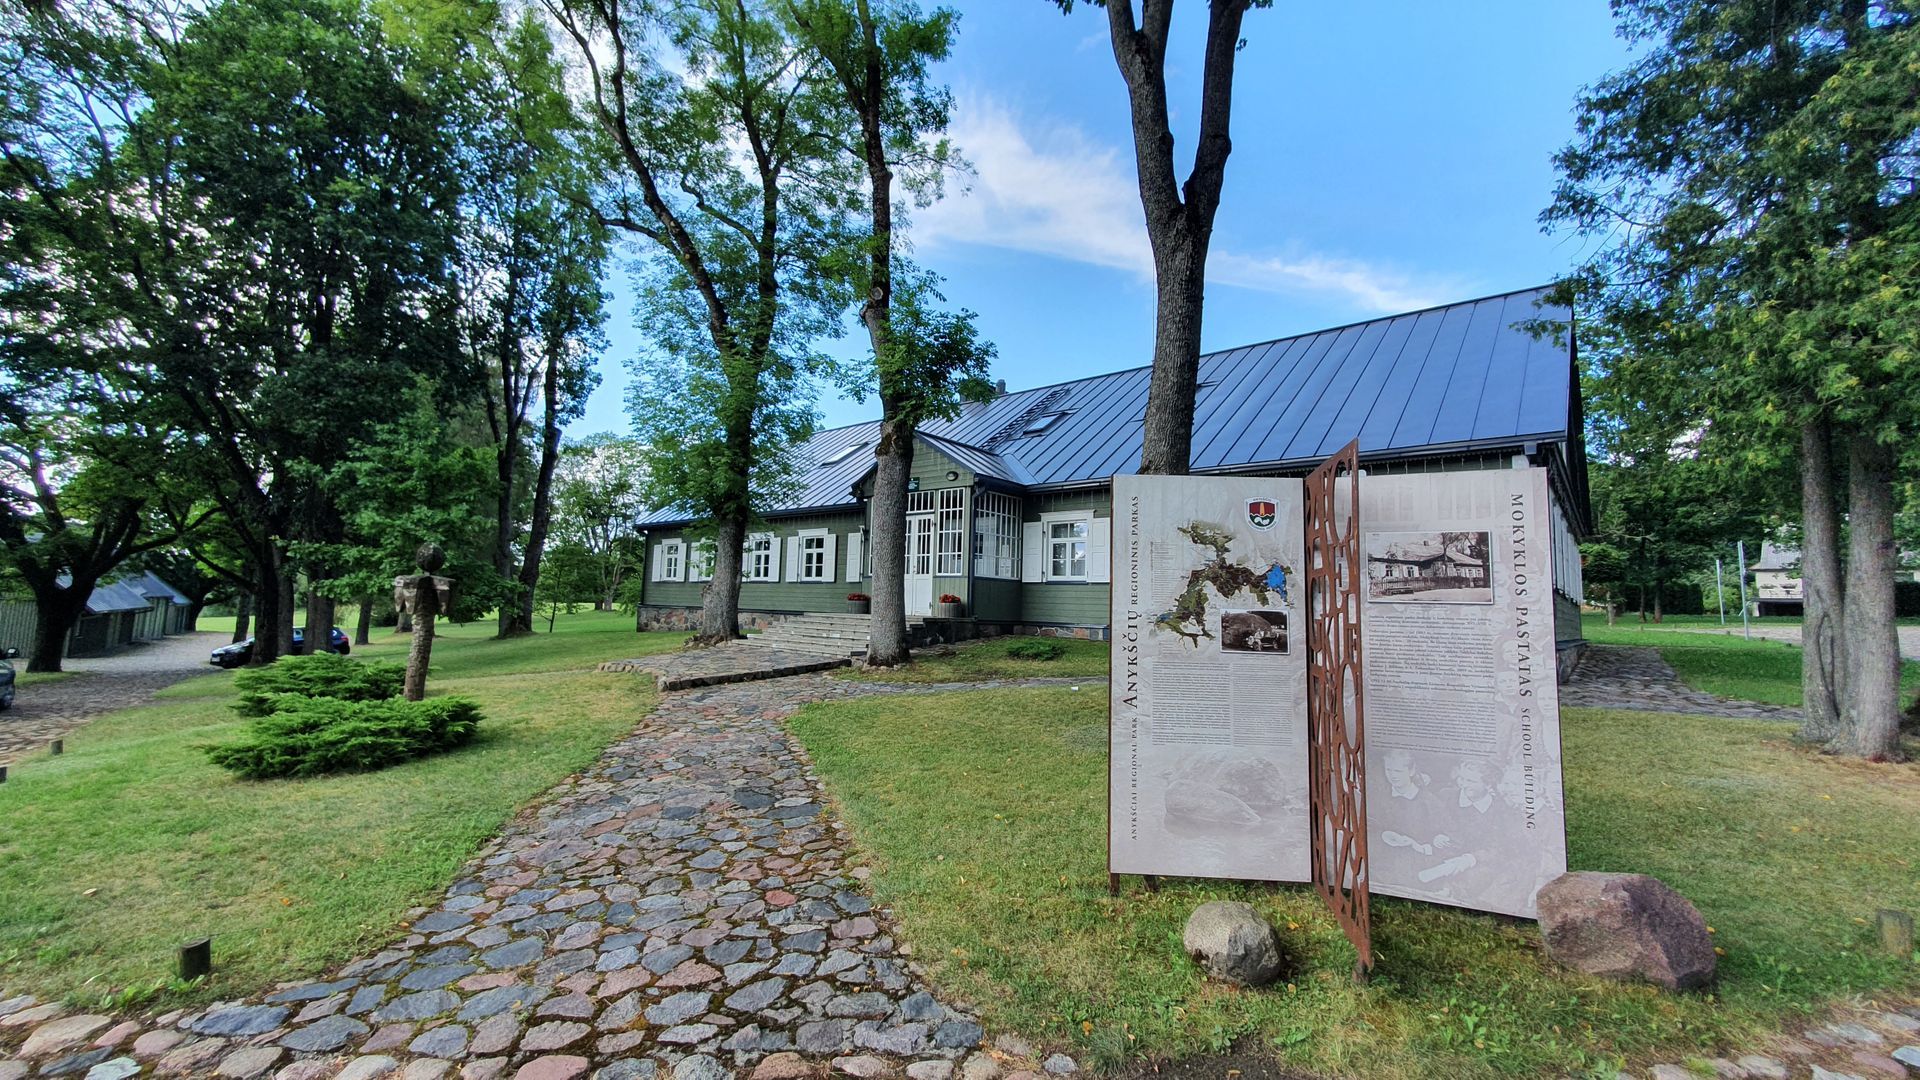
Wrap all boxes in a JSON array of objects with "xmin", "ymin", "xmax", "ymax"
[
  {"xmin": 1182, "ymin": 901, "xmax": 1283, "ymax": 987},
  {"xmin": 1536, "ymin": 872, "xmax": 1716, "ymax": 990}
]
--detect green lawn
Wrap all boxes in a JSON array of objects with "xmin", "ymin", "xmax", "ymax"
[
  {"xmin": 789, "ymin": 689, "xmax": 1920, "ymax": 1080},
  {"xmin": 840, "ymin": 636, "xmax": 1111, "ymax": 684},
  {"xmin": 1581, "ymin": 613, "xmax": 1920, "ymax": 707},
  {"xmin": 0, "ymin": 611, "xmax": 683, "ymax": 1006}
]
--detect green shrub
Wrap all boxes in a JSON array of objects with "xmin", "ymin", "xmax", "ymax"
[
  {"xmin": 232, "ymin": 653, "xmax": 405, "ymax": 717},
  {"xmin": 1002, "ymin": 638, "xmax": 1066, "ymax": 661},
  {"xmin": 207, "ymin": 696, "xmax": 483, "ymax": 780}
]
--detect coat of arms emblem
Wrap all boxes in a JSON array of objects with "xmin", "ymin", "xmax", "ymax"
[{"xmin": 1247, "ymin": 498, "xmax": 1276, "ymax": 530}]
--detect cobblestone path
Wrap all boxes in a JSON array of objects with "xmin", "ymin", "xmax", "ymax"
[
  {"xmin": 1562, "ymin": 644, "xmax": 1801, "ymax": 720},
  {"xmin": 0, "ymin": 671, "xmax": 1090, "ymax": 1080},
  {"xmin": 0, "ymin": 633, "xmax": 224, "ymax": 765}
]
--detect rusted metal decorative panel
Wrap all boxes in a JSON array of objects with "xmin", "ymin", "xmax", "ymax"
[{"xmin": 1304, "ymin": 440, "xmax": 1372, "ymax": 972}]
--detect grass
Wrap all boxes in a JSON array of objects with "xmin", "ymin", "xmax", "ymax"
[
  {"xmin": 838, "ymin": 636, "xmax": 1111, "ymax": 684},
  {"xmin": 13, "ymin": 671, "xmax": 73, "ymax": 688},
  {"xmin": 0, "ymin": 610, "xmax": 684, "ymax": 1006},
  {"xmin": 1581, "ymin": 613, "xmax": 1920, "ymax": 708},
  {"xmin": 788, "ymin": 688, "xmax": 1920, "ymax": 1080}
]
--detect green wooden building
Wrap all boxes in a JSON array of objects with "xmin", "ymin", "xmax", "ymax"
[{"xmin": 634, "ymin": 288, "xmax": 1591, "ymax": 656}]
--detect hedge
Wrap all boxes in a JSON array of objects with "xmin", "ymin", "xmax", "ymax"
[
  {"xmin": 207, "ymin": 695, "xmax": 482, "ymax": 780},
  {"xmin": 232, "ymin": 653, "xmax": 405, "ymax": 717}
]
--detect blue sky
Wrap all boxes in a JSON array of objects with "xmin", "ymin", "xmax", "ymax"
[{"xmin": 569, "ymin": 1, "xmax": 1633, "ymax": 439}]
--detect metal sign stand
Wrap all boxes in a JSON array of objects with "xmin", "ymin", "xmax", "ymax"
[{"xmin": 1304, "ymin": 440, "xmax": 1372, "ymax": 977}]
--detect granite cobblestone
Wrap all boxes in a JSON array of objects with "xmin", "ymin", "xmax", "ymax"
[{"xmin": 0, "ymin": 665, "xmax": 1046, "ymax": 1079}]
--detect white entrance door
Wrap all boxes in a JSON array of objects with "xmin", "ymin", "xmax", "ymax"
[{"xmin": 904, "ymin": 513, "xmax": 936, "ymax": 616}]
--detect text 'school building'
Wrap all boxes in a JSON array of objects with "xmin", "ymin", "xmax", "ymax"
[{"xmin": 634, "ymin": 286, "xmax": 1591, "ymax": 659}]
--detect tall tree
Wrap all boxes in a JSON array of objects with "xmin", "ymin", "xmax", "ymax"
[
  {"xmin": 1054, "ymin": 0, "xmax": 1265, "ymax": 476},
  {"xmin": 0, "ymin": 0, "xmax": 206, "ymax": 671},
  {"xmin": 551, "ymin": 434, "xmax": 649, "ymax": 611},
  {"xmin": 785, "ymin": 0, "xmax": 992, "ymax": 667},
  {"xmin": 457, "ymin": 11, "xmax": 609, "ymax": 637},
  {"xmin": 545, "ymin": 0, "xmax": 858, "ymax": 645},
  {"xmin": 1546, "ymin": 0, "xmax": 1919, "ymax": 758},
  {"xmin": 132, "ymin": 0, "xmax": 468, "ymax": 664}
]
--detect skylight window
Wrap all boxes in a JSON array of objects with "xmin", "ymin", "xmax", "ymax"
[
  {"xmin": 820, "ymin": 441, "xmax": 869, "ymax": 465},
  {"xmin": 1022, "ymin": 411, "xmax": 1070, "ymax": 436}
]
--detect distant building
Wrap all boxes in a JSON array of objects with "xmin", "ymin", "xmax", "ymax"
[{"xmin": 1749, "ymin": 543, "xmax": 1804, "ymax": 616}]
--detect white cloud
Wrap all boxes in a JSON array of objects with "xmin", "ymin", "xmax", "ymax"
[{"xmin": 912, "ymin": 94, "xmax": 1454, "ymax": 315}]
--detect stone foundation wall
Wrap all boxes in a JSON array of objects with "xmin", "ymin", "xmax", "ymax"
[
  {"xmin": 928, "ymin": 620, "xmax": 1111, "ymax": 643},
  {"xmin": 632, "ymin": 605, "xmax": 793, "ymax": 635}
]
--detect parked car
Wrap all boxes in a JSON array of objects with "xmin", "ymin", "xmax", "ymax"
[
  {"xmin": 209, "ymin": 627, "xmax": 350, "ymax": 669},
  {"xmin": 0, "ymin": 646, "xmax": 17, "ymax": 711}
]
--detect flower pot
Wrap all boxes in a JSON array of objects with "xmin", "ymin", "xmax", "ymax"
[
  {"xmin": 932, "ymin": 601, "xmax": 966, "ymax": 619},
  {"xmin": 846, "ymin": 600, "xmax": 870, "ymax": 614}
]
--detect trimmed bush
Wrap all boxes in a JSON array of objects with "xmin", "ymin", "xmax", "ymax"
[
  {"xmin": 1002, "ymin": 638, "xmax": 1067, "ymax": 662},
  {"xmin": 207, "ymin": 695, "xmax": 483, "ymax": 780},
  {"xmin": 232, "ymin": 653, "xmax": 405, "ymax": 717}
]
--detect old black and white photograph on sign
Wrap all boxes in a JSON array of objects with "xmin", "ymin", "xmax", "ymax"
[
  {"xmin": 1365, "ymin": 531, "xmax": 1493, "ymax": 604},
  {"xmin": 1220, "ymin": 609, "xmax": 1289, "ymax": 654}
]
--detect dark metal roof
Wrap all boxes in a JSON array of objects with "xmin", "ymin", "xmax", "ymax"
[
  {"xmin": 640, "ymin": 287, "xmax": 1574, "ymax": 526},
  {"xmin": 132, "ymin": 572, "xmax": 192, "ymax": 605},
  {"xmin": 85, "ymin": 580, "xmax": 152, "ymax": 614}
]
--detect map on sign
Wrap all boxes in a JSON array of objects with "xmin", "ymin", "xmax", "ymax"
[
  {"xmin": 1154, "ymin": 521, "xmax": 1294, "ymax": 646},
  {"xmin": 1111, "ymin": 475, "xmax": 1310, "ymax": 883}
]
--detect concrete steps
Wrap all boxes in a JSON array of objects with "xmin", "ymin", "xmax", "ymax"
[{"xmin": 743, "ymin": 612, "xmax": 929, "ymax": 658}]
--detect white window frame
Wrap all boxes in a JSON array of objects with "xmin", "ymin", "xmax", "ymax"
[
  {"xmin": 1042, "ymin": 512, "xmax": 1091, "ymax": 582},
  {"xmin": 660, "ymin": 539, "xmax": 684, "ymax": 583},
  {"xmin": 688, "ymin": 539, "xmax": 715, "ymax": 582},
  {"xmin": 973, "ymin": 492, "xmax": 1021, "ymax": 580},
  {"xmin": 936, "ymin": 488, "xmax": 966, "ymax": 576},
  {"xmin": 798, "ymin": 529, "xmax": 831, "ymax": 583},
  {"xmin": 743, "ymin": 532, "xmax": 776, "ymax": 582}
]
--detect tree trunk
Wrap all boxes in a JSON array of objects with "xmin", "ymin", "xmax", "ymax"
[
  {"xmin": 1799, "ymin": 417, "xmax": 1847, "ymax": 745},
  {"xmin": 866, "ymin": 420, "xmax": 914, "ymax": 666},
  {"xmin": 306, "ymin": 587, "xmax": 336, "ymax": 654},
  {"xmin": 1652, "ymin": 579, "xmax": 1664, "ymax": 623},
  {"xmin": 1837, "ymin": 434, "xmax": 1900, "ymax": 759},
  {"xmin": 26, "ymin": 588, "xmax": 88, "ymax": 673},
  {"xmin": 510, "ymin": 378, "xmax": 566, "ymax": 638},
  {"xmin": 397, "ymin": 610, "xmax": 413, "ymax": 634},
  {"xmin": 1138, "ymin": 237, "xmax": 1206, "ymax": 475},
  {"xmin": 275, "ymin": 569, "xmax": 297, "ymax": 658},
  {"xmin": 250, "ymin": 551, "xmax": 284, "ymax": 666},
  {"xmin": 232, "ymin": 591, "xmax": 253, "ymax": 644},
  {"xmin": 354, "ymin": 595, "xmax": 373, "ymax": 646},
  {"xmin": 695, "ymin": 517, "xmax": 746, "ymax": 645}
]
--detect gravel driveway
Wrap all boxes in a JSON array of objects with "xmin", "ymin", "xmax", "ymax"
[
  {"xmin": 1676, "ymin": 623, "xmax": 1920, "ymax": 661},
  {"xmin": 1, "ymin": 631, "xmax": 227, "ymax": 765}
]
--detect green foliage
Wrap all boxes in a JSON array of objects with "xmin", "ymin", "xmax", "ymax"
[
  {"xmin": 231, "ymin": 654, "xmax": 406, "ymax": 717},
  {"xmin": 207, "ymin": 695, "xmax": 483, "ymax": 780},
  {"xmin": 548, "ymin": 0, "xmax": 865, "ymax": 538},
  {"xmin": 1001, "ymin": 638, "xmax": 1066, "ymax": 662},
  {"xmin": 1547, "ymin": 1, "xmax": 1920, "ymax": 482},
  {"xmin": 552, "ymin": 435, "xmax": 649, "ymax": 608}
]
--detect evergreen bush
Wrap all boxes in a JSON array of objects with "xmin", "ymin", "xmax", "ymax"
[
  {"xmin": 232, "ymin": 653, "xmax": 405, "ymax": 717},
  {"xmin": 1003, "ymin": 638, "xmax": 1067, "ymax": 661},
  {"xmin": 207, "ymin": 696, "xmax": 483, "ymax": 780}
]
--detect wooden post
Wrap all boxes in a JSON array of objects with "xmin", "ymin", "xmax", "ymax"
[
  {"xmin": 402, "ymin": 544, "xmax": 447, "ymax": 703},
  {"xmin": 1877, "ymin": 909, "xmax": 1914, "ymax": 959},
  {"xmin": 178, "ymin": 938, "xmax": 211, "ymax": 980}
]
